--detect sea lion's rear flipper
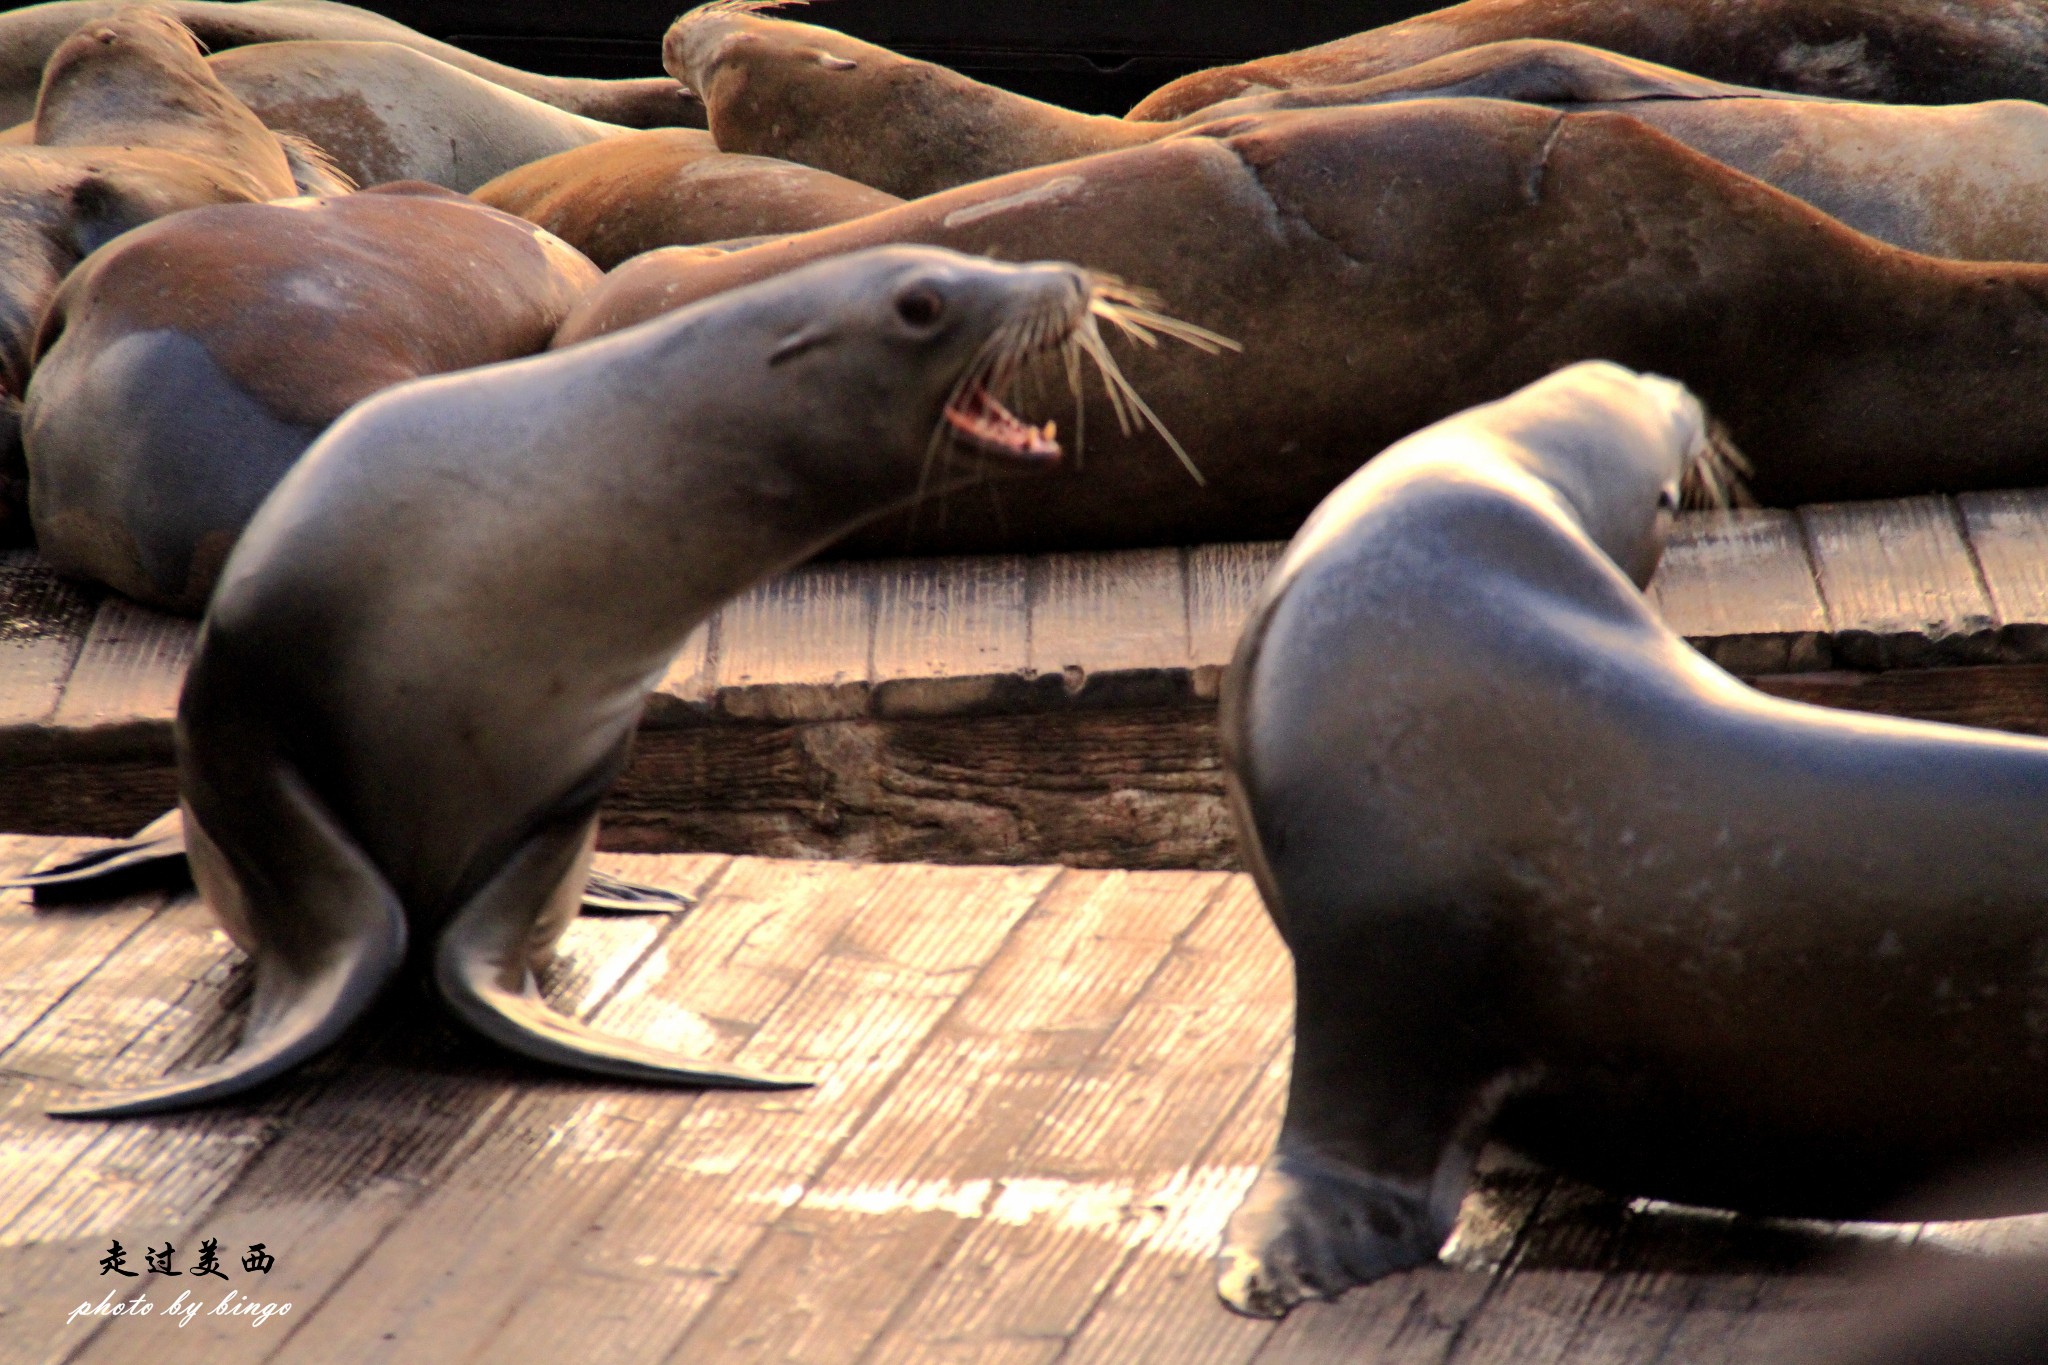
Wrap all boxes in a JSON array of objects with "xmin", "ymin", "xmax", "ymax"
[
  {"xmin": 47, "ymin": 782, "xmax": 408, "ymax": 1119},
  {"xmin": 5, "ymin": 807, "xmax": 688, "ymax": 914},
  {"xmin": 435, "ymin": 817, "xmax": 805, "ymax": 1091},
  {"xmin": 6, "ymin": 808, "xmax": 194, "ymax": 904}
]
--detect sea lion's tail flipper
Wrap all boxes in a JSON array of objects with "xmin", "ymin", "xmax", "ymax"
[
  {"xmin": 47, "ymin": 781, "xmax": 409, "ymax": 1119},
  {"xmin": 5, "ymin": 808, "xmax": 194, "ymax": 904},
  {"xmin": 434, "ymin": 818, "xmax": 806, "ymax": 1091}
]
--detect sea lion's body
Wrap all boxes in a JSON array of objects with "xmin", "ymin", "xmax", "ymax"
[
  {"xmin": 47, "ymin": 245, "xmax": 1135, "ymax": 1117},
  {"xmin": 0, "ymin": 0, "xmax": 700, "ymax": 129},
  {"xmin": 1129, "ymin": 0, "xmax": 2048, "ymax": 120},
  {"xmin": 207, "ymin": 40, "xmax": 629, "ymax": 193},
  {"xmin": 557, "ymin": 101, "xmax": 2048, "ymax": 557},
  {"xmin": 668, "ymin": 11, "xmax": 2048, "ymax": 265},
  {"xmin": 0, "ymin": 8, "xmax": 303, "ymax": 540},
  {"xmin": 1215, "ymin": 362, "xmax": 2048, "ymax": 1319},
  {"xmin": 24, "ymin": 183, "xmax": 602, "ymax": 613},
  {"xmin": 474, "ymin": 129, "xmax": 899, "ymax": 270}
]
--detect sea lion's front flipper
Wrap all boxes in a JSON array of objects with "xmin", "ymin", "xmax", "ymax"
[
  {"xmin": 577, "ymin": 868, "xmax": 695, "ymax": 915},
  {"xmin": 434, "ymin": 816, "xmax": 806, "ymax": 1090},
  {"xmin": 5, "ymin": 808, "xmax": 194, "ymax": 904},
  {"xmin": 48, "ymin": 782, "xmax": 408, "ymax": 1118}
]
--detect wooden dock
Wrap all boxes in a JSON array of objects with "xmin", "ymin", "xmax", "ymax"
[
  {"xmin": 0, "ymin": 835, "xmax": 2038, "ymax": 1365},
  {"xmin": 8, "ymin": 489, "xmax": 2048, "ymax": 869}
]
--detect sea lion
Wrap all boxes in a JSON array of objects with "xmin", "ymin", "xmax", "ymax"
[
  {"xmin": 662, "ymin": 3, "xmax": 1156, "ymax": 201},
  {"xmin": 1128, "ymin": 0, "xmax": 2048, "ymax": 120},
  {"xmin": 0, "ymin": 0, "xmax": 701, "ymax": 129},
  {"xmin": 0, "ymin": 7, "xmax": 305, "ymax": 541},
  {"xmin": 44, "ymin": 244, "xmax": 1213, "ymax": 1117},
  {"xmin": 25, "ymin": 182, "xmax": 602, "ymax": 614},
  {"xmin": 1212, "ymin": 360, "xmax": 2048, "ymax": 1319},
  {"xmin": 553, "ymin": 100, "xmax": 2048, "ymax": 557},
  {"xmin": 203, "ymin": 40, "xmax": 632, "ymax": 193},
  {"xmin": 666, "ymin": 10, "xmax": 2048, "ymax": 265},
  {"xmin": 473, "ymin": 129, "xmax": 900, "ymax": 270}
]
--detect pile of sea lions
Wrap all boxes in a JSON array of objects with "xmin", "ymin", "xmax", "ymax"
[{"xmin": 10, "ymin": 0, "xmax": 2048, "ymax": 1348}]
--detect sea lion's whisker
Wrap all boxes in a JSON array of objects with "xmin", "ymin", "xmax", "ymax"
[{"xmin": 1682, "ymin": 419, "xmax": 1755, "ymax": 510}]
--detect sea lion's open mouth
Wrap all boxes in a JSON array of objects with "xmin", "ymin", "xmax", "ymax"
[
  {"xmin": 944, "ymin": 378, "xmax": 1059, "ymax": 464},
  {"xmin": 928, "ymin": 272, "xmax": 1237, "ymax": 488}
]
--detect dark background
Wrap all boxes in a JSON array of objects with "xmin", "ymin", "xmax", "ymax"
[{"xmin": 361, "ymin": 1, "xmax": 1437, "ymax": 113}]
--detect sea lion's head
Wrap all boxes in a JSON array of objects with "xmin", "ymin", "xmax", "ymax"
[
  {"xmin": 693, "ymin": 244, "xmax": 1228, "ymax": 508},
  {"xmin": 664, "ymin": 1, "xmax": 881, "ymax": 109},
  {"xmin": 1473, "ymin": 361, "xmax": 1746, "ymax": 587},
  {"xmin": 33, "ymin": 8, "xmax": 214, "ymax": 142}
]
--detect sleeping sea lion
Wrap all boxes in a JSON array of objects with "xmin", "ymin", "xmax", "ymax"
[
  {"xmin": 0, "ymin": 0, "xmax": 701, "ymax": 129},
  {"xmin": 473, "ymin": 129, "xmax": 900, "ymax": 270},
  {"xmin": 1214, "ymin": 360, "xmax": 2048, "ymax": 1318},
  {"xmin": 0, "ymin": 7, "xmax": 303, "ymax": 541},
  {"xmin": 24, "ymin": 182, "xmax": 602, "ymax": 614},
  {"xmin": 665, "ymin": 9, "xmax": 2048, "ymax": 264},
  {"xmin": 44, "ymin": 244, "xmax": 1215, "ymax": 1117},
  {"xmin": 553, "ymin": 101, "xmax": 2048, "ymax": 557},
  {"xmin": 1128, "ymin": 0, "xmax": 2048, "ymax": 119},
  {"xmin": 205, "ymin": 40, "xmax": 631, "ymax": 193}
]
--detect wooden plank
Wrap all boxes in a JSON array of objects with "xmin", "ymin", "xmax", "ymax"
[
  {"xmin": 1647, "ymin": 510, "xmax": 1830, "ymax": 675},
  {"xmin": 1186, "ymin": 542, "xmax": 1285, "ymax": 699},
  {"xmin": 0, "ymin": 559, "xmax": 96, "ymax": 727},
  {"xmin": 642, "ymin": 619, "xmax": 716, "ymax": 721},
  {"xmin": 48, "ymin": 598, "xmax": 195, "ymax": 730},
  {"xmin": 869, "ymin": 554, "xmax": 1030, "ymax": 717},
  {"xmin": 1957, "ymin": 488, "xmax": 2048, "ymax": 661},
  {"xmin": 264, "ymin": 857, "xmax": 938, "ymax": 1363},
  {"xmin": 1059, "ymin": 1043, "xmax": 1288, "ymax": 1365},
  {"xmin": 63, "ymin": 853, "xmax": 734, "ymax": 1365},
  {"xmin": 861, "ymin": 874, "xmax": 1292, "ymax": 1364},
  {"xmin": 1028, "ymin": 547, "xmax": 1190, "ymax": 704},
  {"xmin": 663, "ymin": 868, "xmax": 1233, "ymax": 1365},
  {"xmin": 1748, "ymin": 663, "xmax": 2048, "ymax": 737},
  {"xmin": 1800, "ymin": 497, "xmax": 1998, "ymax": 669},
  {"xmin": 605, "ymin": 707, "xmax": 1232, "ymax": 870},
  {"xmin": 716, "ymin": 563, "xmax": 876, "ymax": 722},
  {"xmin": 468, "ymin": 861, "xmax": 1065, "ymax": 1363}
]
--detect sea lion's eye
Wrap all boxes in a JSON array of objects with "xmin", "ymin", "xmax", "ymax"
[{"xmin": 896, "ymin": 287, "xmax": 944, "ymax": 329}]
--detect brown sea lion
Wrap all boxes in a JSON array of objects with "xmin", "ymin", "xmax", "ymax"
[
  {"xmin": 662, "ymin": 3, "xmax": 1155, "ymax": 201},
  {"xmin": 37, "ymin": 244, "xmax": 1214, "ymax": 1117},
  {"xmin": 553, "ymin": 100, "xmax": 2048, "ymax": 556},
  {"xmin": 204, "ymin": 39, "xmax": 632, "ymax": 194},
  {"xmin": 24, "ymin": 183, "xmax": 602, "ymax": 614},
  {"xmin": 0, "ymin": 7, "xmax": 303, "ymax": 541},
  {"xmin": 1128, "ymin": 0, "xmax": 2048, "ymax": 120},
  {"xmin": 1213, "ymin": 359, "xmax": 2048, "ymax": 1319},
  {"xmin": 665, "ymin": 11, "xmax": 2048, "ymax": 265},
  {"xmin": 473, "ymin": 129, "xmax": 900, "ymax": 270},
  {"xmin": 0, "ymin": 0, "xmax": 700, "ymax": 129}
]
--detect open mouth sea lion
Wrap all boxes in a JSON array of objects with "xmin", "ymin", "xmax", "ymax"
[
  {"xmin": 1215, "ymin": 360, "xmax": 2048, "ymax": 1318},
  {"xmin": 38, "ymin": 245, "xmax": 1219, "ymax": 1117}
]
